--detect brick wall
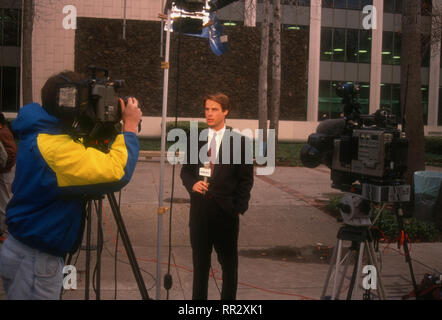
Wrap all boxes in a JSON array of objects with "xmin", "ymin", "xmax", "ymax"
[
  {"xmin": 75, "ymin": 18, "xmax": 308, "ymax": 120},
  {"xmin": 32, "ymin": 0, "xmax": 162, "ymax": 104}
]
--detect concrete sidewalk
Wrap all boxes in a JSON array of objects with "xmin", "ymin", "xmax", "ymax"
[
  {"xmin": 1, "ymin": 162, "xmax": 441, "ymax": 300},
  {"xmin": 56, "ymin": 162, "xmax": 442, "ymax": 300}
]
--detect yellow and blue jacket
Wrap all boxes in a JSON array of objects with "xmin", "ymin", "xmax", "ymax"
[{"xmin": 6, "ymin": 103, "xmax": 139, "ymax": 257}]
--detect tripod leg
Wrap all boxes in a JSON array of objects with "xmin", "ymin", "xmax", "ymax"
[
  {"xmin": 85, "ymin": 200, "xmax": 92, "ymax": 300},
  {"xmin": 331, "ymin": 239, "xmax": 344, "ymax": 300},
  {"xmin": 395, "ymin": 205, "xmax": 420, "ymax": 299},
  {"xmin": 321, "ymin": 239, "xmax": 339, "ymax": 299},
  {"xmin": 366, "ymin": 240, "xmax": 386, "ymax": 300},
  {"xmin": 106, "ymin": 193, "xmax": 150, "ymax": 300},
  {"xmin": 96, "ymin": 200, "xmax": 103, "ymax": 300},
  {"xmin": 347, "ymin": 242, "xmax": 364, "ymax": 300},
  {"xmin": 336, "ymin": 250, "xmax": 353, "ymax": 299}
]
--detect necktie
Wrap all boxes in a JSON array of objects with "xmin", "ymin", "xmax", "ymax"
[{"xmin": 208, "ymin": 132, "xmax": 217, "ymax": 173}]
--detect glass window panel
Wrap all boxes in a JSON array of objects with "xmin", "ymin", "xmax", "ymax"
[
  {"xmin": 298, "ymin": 0, "xmax": 310, "ymax": 6},
  {"xmin": 393, "ymin": 32, "xmax": 401, "ymax": 65},
  {"xmin": 360, "ymin": 0, "xmax": 372, "ymax": 7},
  {"xmin": 2, "ymin": 67, "xmax": 18, "ymax": 112},
  {"xmin": 334, "ymin": 0, "xmax": 347, "ymax": 9},
  {"xmin": 321, "ymin": 28, "xmax": 333, "ymax": 61},
  {"xmin": 358, "ymin": 82, "xmax": 370, "ymax": 114},
  {"xmin": 3, "ymin": 9, "xmax": 20, "ymax": 46},
  {"xmin": 347, "ymin": 0, "xmax": 360, "ymax": 10},
  {"xmin": 319, "ymin": 80, "xmax": 332, "ymax": 120},
  {"xmin": 331, "ymin": 81, "xmax": 345, "ymax": 118},
  {"xmin": 394, "ymin": 0, "xmax": 402, "ymax": 14},
  {"xmin": 384, "ymin": 0, "xmax": 395, "ymax": 13},
  {"xmin": 359, "ymin": 29, "xmax": 371, "ymax": 63},
  {"xmin": 392, "ymin": 84, "xmax": 401, "ymax": 121},
  {"xmin": 380, "ymin": 83, "xmax": 392, "ymax": 109},
  {"xmin": 333, "ymin": 28, "xmax": 345, "ymax": 62},
  {"xmin": 322, "ymin": 0, "xmax": 334, "ymax": 8},
  {"xmin": 382, "ymin": 31, "xmax": 393, "ymax": 65},
  {"xmin": 346, "ymin": 29, "xmax": 358, "ymax": 63}
]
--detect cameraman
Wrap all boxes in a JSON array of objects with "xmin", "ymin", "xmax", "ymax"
[{"xmin": 0, "ymin": 71, "xmax": 142, "ymax": 300}]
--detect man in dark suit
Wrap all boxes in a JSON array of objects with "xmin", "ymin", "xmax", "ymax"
[{"xmin": 180, "ymin": 92, "xmax": 254, "ymax": 300}]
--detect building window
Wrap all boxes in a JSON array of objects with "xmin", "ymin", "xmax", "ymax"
[
  {"xmin": 2, "ymin": 9, "xmax": 21, "ymax": 47},
  {"xmin": 380, "ymin": 83, "xmax": 402, "ymax": 121},
  {"xmin": 358, "ymin": 29, "xmax": 371, "ymax": 63},
  {"xmin": 322, "ymin": 0, "xmax": 372, "ymax": 9},
  {"xmin": 346, "ymin": 29, "xmax": 359, "ymax": 63},
  {"xmin": 318, "ymin": 80, "xmax": 370, "ymax": 120},
  {"xmin": 382, "ymin": 31, "xmax": 401, "ymax": 65},
  {"xmin": 384, "ymin": 0, "xmax": 402, "ymax": 14},
  {"xmin": 421, "ymin": 33, "xmax": 431, "ymax": 67},
  {"xmin": 333, "ymin": 28, "xmax": 345, "ymax": 62},
  {"xmin": 321, "ymin": 27, "xmax": 371, "ymax": 63},
  {"xmin": 1, "ymin": 67, "xmax": 20, "ymax": 112},
  {"xmin": 281, "ymin": 0, "xmax": 310, "ymax": 5},
  {"xmin": 321, "ymin": 28, "xmax": 333, "ymax": 61}
]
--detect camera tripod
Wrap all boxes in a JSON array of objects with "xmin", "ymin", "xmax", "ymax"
[
  {"xmin": 321, "ymin": 202, "xmax": 419, "ymax": 300},
  {"xmin": 321, "ymin": 224, "xmax": 387, "ymax": 300},
  {"xmin": 77, "ymin": 193, "xmax": 150, "ymax": 300}
]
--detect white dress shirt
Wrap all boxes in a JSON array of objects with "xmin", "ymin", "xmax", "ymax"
[{"xmin": 208, "ymin": 126, "xmax": 226, "ymax": 162}]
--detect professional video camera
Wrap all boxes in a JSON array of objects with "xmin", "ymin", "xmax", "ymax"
[
  {"xmin": 55, "ymin": 66, "xmax": 127, "ymax": 152},
  {"xmin": 301, "ymin": 82, "xmax": 410, "ymax": 208}
]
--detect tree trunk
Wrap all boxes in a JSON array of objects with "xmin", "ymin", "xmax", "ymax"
[
  {"xmin": 22, "ymin": 0, "xmax": 34, "ymax": 105},
  {"xmin": 258, "ymin": 0, "xmax": 270, "ymax": 150},
  {"xmin": 401, "ymin": 0, "xmax": 426, "ymax": 207},
  {"xmin": 270, "ymin": 0, "xmax": 281, "ymax": 151}
]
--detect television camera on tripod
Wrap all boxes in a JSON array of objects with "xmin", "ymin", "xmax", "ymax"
[{"xmin": 300, "ymin": 82, "xmax": 419, "ymax": 300}]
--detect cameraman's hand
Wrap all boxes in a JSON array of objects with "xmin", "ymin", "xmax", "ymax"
[{"xmin": 120, "ymin": 97, "xmax": 142, "ymax": 134}]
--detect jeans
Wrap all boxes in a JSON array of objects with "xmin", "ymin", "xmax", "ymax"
[{"xmin": 0, "ymin": 235, "xmax": 64, "ymax": 300}]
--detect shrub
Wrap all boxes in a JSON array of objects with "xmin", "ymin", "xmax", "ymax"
[{"xmin": 425, "ymin": 137, "xmax": 442, "ymax": 155}]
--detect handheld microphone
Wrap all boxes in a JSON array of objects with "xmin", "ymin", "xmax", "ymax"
[{"xmin": 199, "ymin": 162, "xmax": 212, "ymax": 195}]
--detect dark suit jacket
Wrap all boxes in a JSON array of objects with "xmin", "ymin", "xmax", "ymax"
[{"xmin": 180, "ymin": 130, "xmax": 254, "ymax": 219}]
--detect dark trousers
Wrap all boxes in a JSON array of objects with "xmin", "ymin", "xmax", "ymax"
[{"xmin": 189, "ymin": 197, "xmax": 239, "ymax": 300}]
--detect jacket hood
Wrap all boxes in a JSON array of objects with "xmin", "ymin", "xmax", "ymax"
[{"xmin": 12, "ymin": 103, "xmax": 61, "ymax": 138}]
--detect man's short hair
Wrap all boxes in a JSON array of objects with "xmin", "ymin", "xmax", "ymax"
[
  {"xmin": 203, "ymin": 92, "xmax": 230, "ymax": 112},
  {"xmin": 41, "ymin": 70, "xmax": 86, "ymax": 119}
]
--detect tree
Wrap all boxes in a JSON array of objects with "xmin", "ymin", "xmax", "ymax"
[
  {"xmin": 258, "ymin": 0, "xmax": 270, "ymax": 151},
  {"xmin": 22, "ymin": 0, "xmax": 35, "ymax": 105},
  {"xmin": 400, "ymin": 1, "xmax": 426, "ymax": 192},
  {"xmin": 269, "ymin": 0, "xmax": 281, "ymax": 150}
]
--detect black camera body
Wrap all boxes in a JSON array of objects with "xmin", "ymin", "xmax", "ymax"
[
  {"xmin": 301, "ymin": 83, "xmax": 410, "ymax": 203},
  {"xmin": 55, "ymin": 66, "xmax": 125, "ymax": 151}
]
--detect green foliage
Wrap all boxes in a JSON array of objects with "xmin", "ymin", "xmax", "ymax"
[
  {"xmin": 373, "ymin": 208, "xmax": 440, "ymax": 243},
  {"xmin": 276, "ymin": 142, "xmax": 304, "ymax": 166},
  {"xmin": 326, "ymin": 194, "xmax": 343, "ymax": 212},
  {"xmin": 425, "ymin": 136, "xmax": 442, "ymax": 155},
  {"xmin": 166, "ymin": 121, "xmax": 208, "ymax": 136},
  {"xmin": 325, "ymin": 197, "xmax": 440, "ymax": 242}
]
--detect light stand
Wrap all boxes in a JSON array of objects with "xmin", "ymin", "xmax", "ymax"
[{"xmin": 156, "ymin": 10, "xmax": 172, "ymax": 301}]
